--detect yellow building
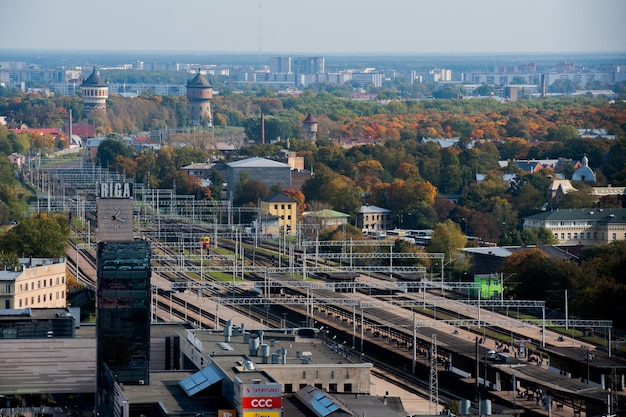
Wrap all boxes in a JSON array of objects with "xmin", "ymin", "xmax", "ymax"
[
  {"xmin": 0, "ymin": 258, "xmax": 67, "ymax": 310},
  {"xmin": 259, "ymin": 193, "xmax": 298, "ymax": 236}
]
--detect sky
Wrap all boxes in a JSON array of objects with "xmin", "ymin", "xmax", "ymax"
[{"xmin": 1, "ymin": 0, "xmax": 625, "ymax": 55}]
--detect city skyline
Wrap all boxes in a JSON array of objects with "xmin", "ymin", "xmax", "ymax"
[{"xmin": 1, "ymin": 0, "xmax": 625, "ymax": 55}]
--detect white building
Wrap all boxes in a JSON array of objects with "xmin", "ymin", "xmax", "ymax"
[{"xmin": 522, "ymin": 208, "xmax": 626, "ymax": 245}]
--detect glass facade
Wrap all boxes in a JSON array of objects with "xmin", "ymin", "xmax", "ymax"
[{"xmin": 96, "ymin": 241, "xmax": 151, "ymax": 387}]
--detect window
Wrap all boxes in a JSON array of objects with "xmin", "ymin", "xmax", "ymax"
[
  {"xmin": 4, "ymin": 300, "xmax": 9, "ymax": 309},
  {"xmin": 25, "ymin": 298, "xmax": 28, "ymax": 306},
  {"xmin": 612, "ymin": 233, "xmax": 617, "ymax": 241},
  {"xmin": 302, "ymin": 371, "xmax": 306, "ymax": 379},
  {"xmin": 287, "ymin": 215, "xmax": 291, "ymax": 220},
  {"xmin": 285, "ymin": 384, "xmax": 293, "ymax": 393},
  {"xmin": 19, "ymin": 299, "xmax": 22, "ymax": 307},
  {"xmin": 43, "ymin": 294, "xmax": 46, "ymax": 302},
  {"xmin": 314, "ymin": 383, "xmax": 323, "ymax": 389},
  {"xmin": 37, "ymin": 295, "xmax": 41, "ymax": 303},
  {"xmin": 5, "ymin": 284, "xmax": 10, "ymax": 293},
  {"xmin": 331, "ymin": 370, "xmax": 335, "ymax": 379},
  {"xmin": 281, "ymin": 204, "xmax": 285, "ymax": 210},
  {"xmin": 49, "ymin": 278, "xmax": 52, "ymax": 286},
  {"xmin": 329, "ymin": 383, "xmax": 338, "ymax": 392},
  {"xmin": 567, "ymin": 233, "xmax": 571, "ymax": 240},
  {"xmin": 299, "ymin": 384, "xmax": 307, "ymax": 390},
  {"xmin": 62, "ymin": 291, "xmax": 65, "ymax": 298},
  {"xmin": 43, "ymin": 280, "xmax": 46, "ymax": 288},
  {"xmin": 31, "ymin": 297, "xmax": 34, "ymax": 304},
  {"xmin": 62, "ymin": 277, "xmax": 65, "ymax": 284},
  {"xmin": 31, "ymin": 282, "xmax": 34, "ymax": 290},
  {"xmin": 344, "ymin": 383, "xmax": 353, "ymax": 392},
  {"xmin": 38, "ymin": 281, "xmax": 41, "ymax": 288},
  {"xmin": 274, "ymin": 204, "xmax": 278, "ymax": 210}
]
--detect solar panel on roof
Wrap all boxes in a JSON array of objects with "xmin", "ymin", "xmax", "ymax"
[{"xmin": 178, "ymin": 365, "xmax": 223, "ymax": 396}]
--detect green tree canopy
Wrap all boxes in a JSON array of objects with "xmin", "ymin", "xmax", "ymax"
[
  {"xmin": 0, "ymin": 213, "xmax": 70, "ymax": 257},
  {"xmin": 97, "ymin": 137, "xmax": 134, "ymax": 168},
  {"xmin": 428, "ymin": 219, "xmax": 467, "ymax": 262}
]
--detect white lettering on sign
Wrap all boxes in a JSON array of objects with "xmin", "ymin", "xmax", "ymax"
[
  {"xmin": 100, "ymin": 182, "xmax": 132, "ymax": 198},
  {"xmin": 245, "ymin": 386, "xmax": 281, "ymax": 394},
  {"xmin": 251, "ymin": 399, "xmax": 273, "ymax": 408}
]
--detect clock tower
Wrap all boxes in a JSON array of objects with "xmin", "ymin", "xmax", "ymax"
[{"xmin": 96, "ymin": 182, "xmax": 134, "ymax": 241}]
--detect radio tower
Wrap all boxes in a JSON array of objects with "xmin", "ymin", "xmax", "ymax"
[{"xmin": 429, "ymin": 334, "xmax": 439, "ymax": 415}]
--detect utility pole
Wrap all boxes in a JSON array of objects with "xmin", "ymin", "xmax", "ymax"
[{"xmin": 429, "ymin": 334, "xmax": 439, "ymax": 415}]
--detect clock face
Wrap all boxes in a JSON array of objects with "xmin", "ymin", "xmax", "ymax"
[
  {"xmin": 97, "ymin": 198, "xmax": 134, "ymax": 241},
  {"xmin": 101, "ymin": 204, "xmax": 131, "ymax": 229}
]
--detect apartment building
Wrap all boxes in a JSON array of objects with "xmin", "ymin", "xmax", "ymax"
[
  {"xmin": 522, "ymin": 208, "xmax": 626, "ymax": 245},
  {"xmin": 0, "ymin": 258, "xmax": 67, "ymax": 310},
  {"xmin": 356, "ymin": 205, "xmax": 393, "ymax": 233},
  {"xmin": 259, "ymin": 193, "xmax": 298, "ymax": 236}
]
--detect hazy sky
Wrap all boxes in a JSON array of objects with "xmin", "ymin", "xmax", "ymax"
[{"xmin": 1, "ymin": 0, "xmax": 625, "ymax": 54}]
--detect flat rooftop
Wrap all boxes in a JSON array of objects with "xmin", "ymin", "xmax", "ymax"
[
  {"xmin": 121, "ymin": 371, "xmax": 233, "ymax": 415},
  {"xmin": 192, "ymin": 327, "xmax": 363, "ymax": 371}
]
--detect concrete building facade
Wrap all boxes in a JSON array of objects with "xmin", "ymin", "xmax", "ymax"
[
  {"xmin": 260, "ymin": 193, "xmax": 298, "ymax": 236},
  {"xmin": 226, "ymin": 157, "xmax": 291, "ymax": 200},
  {"xmin": 356, "ymin": 205, "xmax": 393, "ymax": 233},
  {"xmin": 0, "ymin": 257, "xmax": 67, "ymax": 310},
  {"xmin": 522, "ymin": 208, "xmax": 626, "ymax": 245}
]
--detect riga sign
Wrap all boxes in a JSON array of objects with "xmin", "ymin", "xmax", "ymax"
[{"xmin": 100, "ymin": 182, "xmax": 133, "ymax": 199}]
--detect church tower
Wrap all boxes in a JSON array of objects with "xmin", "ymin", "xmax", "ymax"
[
  {"xmin": 186, "ymin": 70, "xmax": 213, "ymax": 126},
  {"xmin": 80, "ymin": 67, "xmax": 108, "ymax": 117}
]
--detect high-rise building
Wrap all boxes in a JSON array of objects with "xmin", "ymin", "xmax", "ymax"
[
  {"xmin": 96, "ymin": 240, "xmax": 151, "ymax": 413},
  {"xmin": 270, "ymin": 56, "xmax": 292, "ymax": 73},
  {"xmin": 292, "ymin": 57, "xmax": 325, "ymax": 74},
  {"xmin": 186, "ymin": 71, "xmax": 213, "ymax": 126}
]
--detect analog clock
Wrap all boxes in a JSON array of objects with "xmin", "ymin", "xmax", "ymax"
[
  {"xmin": 101, "ymin": 204, "xmax": 131, "ymax": 229},
  {"xmin": 97, "ymin": 198, "xmax": 134, "ymax": 241}
]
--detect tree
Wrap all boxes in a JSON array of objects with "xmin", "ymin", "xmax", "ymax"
[
  {"xmin": 233, "ymin": 172, "xmax": 270, "ymax": 206},
  {"xmin": 97, "ymin": 137, "xmax": 134, "ymax": 168},
  {"xmin": 283, "ymin": 189, "xmax": 306, "ymax": 216},
  {"xmin": 0, "ymin": 213, "xmax": 70, "ymax": 257},
  {"xmin": 602, "ymin": 138, "xmax": 626, "ymax": 185},
  {"xmin": 550, "ymin": 124, "xmax": 579, "ymax": 142},
  {"xmin": 514, "ymin": 183, "xmax": 545, "ymax": 217},
  {"xmin": 428, "ymin": 219, "xmax": 467, "ymax": 263},
  {"xmin": 474, "ymin": 83, "xmax": 496, "ymax": 97},
  {"xmin": 558, "ymin": 189, "xmax": 596, "ymax": 209},
  {"xmin": 301, "ymin": 165, "xmax": 361, "ymax": 214}
]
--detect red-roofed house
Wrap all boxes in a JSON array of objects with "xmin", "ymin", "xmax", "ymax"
[{"xmin": 11, "ymin": 128, "xmax": 66, "ymax": 140}]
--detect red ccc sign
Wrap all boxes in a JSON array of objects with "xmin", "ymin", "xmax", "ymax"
[{"xmin": 242, "ymin": 397, "xmax": 282, "ymax": 409}]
